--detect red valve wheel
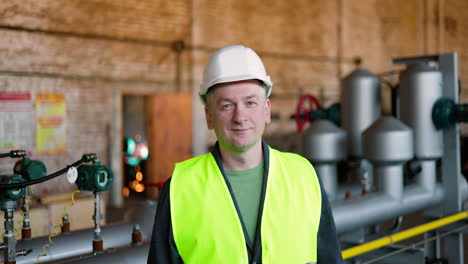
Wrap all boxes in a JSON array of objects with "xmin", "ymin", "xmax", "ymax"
[{"xmin": 295, "ymin": 94, "xmax": 321, "ymax": 132}]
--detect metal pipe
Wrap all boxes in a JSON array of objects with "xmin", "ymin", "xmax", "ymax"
[
  {"xmin": 341, "ymin": 211, "xmax": 468, "ymax": 259},
  {"xmin": 15, "ymin": 200, "xmax": 156, "ymax": 264},
  {"xmin": 3, "ymin": 207, "xmax": 16, "ymax": 263},
  {"xmin": 335, "ymin": 115, "xmax": 451, "ymax": 234},
  {"xmin": 417, "ymin": 160, "xmax": 436, "ymax": 192},
  {"xmin": 21, "ymin": 188, "xmax": 32, "ymax": 240},
  {"xmin": 315, "ymin": 164, "xmax": 337, "ymax": 200},
  {"xmin": 336, "ymin": 184, "xmax": 364, "ymax": 200},
  {"xmin": 61, "ymin": 243, "xmax": 150, "ymax": 264},
  {"xmin": 333, "ymin": 184, "xmax": 446, "ymax": 233},
  {"xmin": 92, "ymin": 192, "xmax": 103, "ymax": 253},
  {"xmin": 376, "ymin": 164, "xmax": 403, "ymax": 200},
  {"xmin": 17, "ymin": 223, "xmax": 138, "ymax": 263},
  {"xmin": 360, "ymin": 161, "xmax": 374, "ymax": 194}
]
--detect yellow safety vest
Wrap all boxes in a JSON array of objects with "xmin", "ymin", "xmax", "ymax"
[{"xmin": 170, "ymin": 147, "xmax": 322, "ymax": 264}]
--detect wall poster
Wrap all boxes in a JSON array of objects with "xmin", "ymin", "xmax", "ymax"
[
  {"xmin": 0, "ymin": 91, "xmax": 34, "ymax": 152},
  {"xmin": 36, "ymin": 93, "xmax": 66, "ymax": 155}
]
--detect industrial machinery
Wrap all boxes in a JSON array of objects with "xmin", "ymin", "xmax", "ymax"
[
  {"xmin": 2, "ymin": 52, "xmax": 467, "ymax": 264},
  {"xmin": 0, "ymin": 152, "xmax": 129, "ymax": 264},
  {"xmin": 0, "ymin": 150, "xmax": 33, "ymax": 264},
  {"xmin": 14, "ymin": 200, "xmax": 156, "ymax": 264},
  {"xmin": 299, "ymin": 53, "xmax": 468, "ymax": 263},
  {"xmin": 75, "ymin": 157, "xmax": 114, "ymax": 253}
]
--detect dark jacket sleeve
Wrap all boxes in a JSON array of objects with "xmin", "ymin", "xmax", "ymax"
[
  {"xmin": 147, "ymin": 178, "xmax": 183, "ymax": 264},
  {"xmin": 317, "ymin": 179, "xmax": 344, "ymax": 264}
]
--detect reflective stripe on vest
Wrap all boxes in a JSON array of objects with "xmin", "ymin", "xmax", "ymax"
[{"xmin": 170, "ymin": 147, "xmax": 321, "ymax": 264}]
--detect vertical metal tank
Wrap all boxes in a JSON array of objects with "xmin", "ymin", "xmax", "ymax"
[
  {"xmin": 363, "ymin": 116, "xmax": 414, "ymax": 199},
  {"xmin": 341, "ymin": 69, "xmax": 381, "ymax": 158},
  {"xmin": 399, "ymin": 62, "xmax": 443, "ymax": 159},
  {"xmin": 302, "ymin": 120, "xmax": 346, "ymax": 200}
]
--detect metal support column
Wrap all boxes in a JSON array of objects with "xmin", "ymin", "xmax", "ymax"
[
  {"xmin": 110, "ymin": 88, "xmax": 123, "ymax": 208},
  {"xmin": 439, "ymin": 52, "xmax": 464, "ymax": 264}
]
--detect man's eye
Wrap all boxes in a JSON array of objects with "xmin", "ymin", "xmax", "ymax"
[
  {"xmin": 247, "ymin": 101, "xmax": 257, "ymax": 106},
  {"xmin": 222, "ymin": 104, "xmax": 233, "ymax": 110}
]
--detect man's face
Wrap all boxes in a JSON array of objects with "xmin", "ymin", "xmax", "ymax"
[{"xmin": 205, "ymin": 80, "xmax": 271, "ymax": 152}]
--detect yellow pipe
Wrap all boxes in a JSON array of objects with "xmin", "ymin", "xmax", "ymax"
[{"xmin": 342, "ymin": 211, "xmax": 468, "ymax": 259}]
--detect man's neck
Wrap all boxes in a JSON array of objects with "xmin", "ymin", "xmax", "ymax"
[{"xmin": 219, "ymin": 141, "xmax": 263, "ymax": 171}]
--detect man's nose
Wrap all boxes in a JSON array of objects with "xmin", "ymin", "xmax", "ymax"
[{"xmin": 232, "ymin": 105, "xmax": 247, "ymax": 123}]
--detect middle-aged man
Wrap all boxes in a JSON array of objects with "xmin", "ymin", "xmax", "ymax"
[{"xmin": 148, "ymin": 45, "xmax": 343, "ymax": 264}]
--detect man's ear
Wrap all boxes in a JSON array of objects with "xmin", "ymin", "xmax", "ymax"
[
  {"xmin": 265, "ymin": 99, "xmax": 272, "ymax": 124},
  {"xmin": 205, "ymin": 106, "xmax": 214, "ymax": 130}
]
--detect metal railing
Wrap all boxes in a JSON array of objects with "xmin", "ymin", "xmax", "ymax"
[{"xmin": 342, "ymin": 211, "xmax": 468, "ymax": 260}]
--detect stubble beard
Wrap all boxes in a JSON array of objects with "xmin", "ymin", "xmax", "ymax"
[{"xmin": 218, "ymin": 132, "xmax": 261, "ymax": 153}]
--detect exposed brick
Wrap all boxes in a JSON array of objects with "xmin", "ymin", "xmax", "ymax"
[
  {"xmin": 1, "ymin": 0, "xmax": 468, "ymax": 195},
  {"xmin": 0, "ymin": 0, "xmax": 191, "ymax": 42}
]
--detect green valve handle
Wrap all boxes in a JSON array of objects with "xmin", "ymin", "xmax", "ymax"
[
  {"xmin": 309, "ymin": 103, "xmax": 341, "ymax": 126},
  {"xmin": 290, "ymin": 103, "xmax": 341, "ymax": 127},
  {"xmin": 76, "ymin": 165, "xmax": 114, "ymax": 192},
  {"xmin": 0, "ymin": 174, "xmax": 26, "ymax": 202},
  {"xmin": 432, "ymin": 98, "xmax": 468, "ymax": 129}
]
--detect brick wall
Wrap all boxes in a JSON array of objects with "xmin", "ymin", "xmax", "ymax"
[
  {"xmin": 0, "ymin": 0, "xmax": 191, "ymax": 194},
  {"xmin": 0, "ymin": 0, "xmax": 467, "ymax": 193},
  {"xmin": 192, "ymin": 0, "xmax": 342, "ymax": 145}
]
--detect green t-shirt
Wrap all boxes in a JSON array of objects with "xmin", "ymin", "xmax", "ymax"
[{"xmin": 225, "ymin": 162, "xmax": 264, "ymax": 243}]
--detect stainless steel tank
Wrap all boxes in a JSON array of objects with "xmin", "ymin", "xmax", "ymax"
[
  {"xmin": 399, "ymin": 62, "xmax": 443, "ymax": 159},
  {"xmin": 363, "ymin": 116, "xmax": 414, "ymax": 164},
  {"xmin": 363, "ymin": 116, "xmax": 413, "ymax": 199},
  {"xmin": 341, "ymin": 69, "xmax": 381, "ymax": 158},
  {"xmin": 303, "ymin": 120, "xmax": 346, "ymax": 200},
  {"xmin": 303, "ymin": 120, "xmax": 346, "ymax": 163}
]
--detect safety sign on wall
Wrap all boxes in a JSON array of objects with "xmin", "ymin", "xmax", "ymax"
[
  {"xmin": 0, "ymin": 91, "xmax": 34, "ymax": 152},
  {"xmin": 36, "ymin": 93, "xmax": 66, "ymax": 155}
]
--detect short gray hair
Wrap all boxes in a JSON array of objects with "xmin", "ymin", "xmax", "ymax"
[{"xmin": 203, "ymin": 80, "xmax": 268, "ymax": 106}]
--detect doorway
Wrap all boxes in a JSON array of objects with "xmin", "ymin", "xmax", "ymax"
[{"xmin": 121, "ymin": 93, "xmax": 192, "ymax": 200}]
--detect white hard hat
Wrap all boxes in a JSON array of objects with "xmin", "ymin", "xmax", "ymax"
[{"xmin": 199, "ymin": 45, "xmax": 273, "ymax": 104}]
